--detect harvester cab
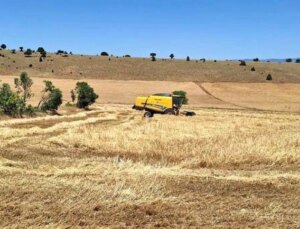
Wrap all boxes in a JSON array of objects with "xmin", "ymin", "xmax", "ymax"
[{"xmin": 132, "ymin": 93, "xmax": 185, "ymax": 117}]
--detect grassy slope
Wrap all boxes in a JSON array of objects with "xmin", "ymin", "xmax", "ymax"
[{"xmin": 1, "ymin": 49, "xmax": 300, "ymax": 82}]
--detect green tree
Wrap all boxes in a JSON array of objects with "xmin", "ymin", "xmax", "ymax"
[
  {"xmin": 38, "ymin": 80, "xmax": 62, "ymax": 112},
  {"xmin": 19, "ymin": 47, "xmax": 24, "ymax": 52},
  {"xmin": 295, "ymin": 59, "xmax": 300, "ymax": 63},
  {"xmin": 172, "ymin": 90, "xmax": 188, "ymax": 105},
  {"xmin": 0, "ymin": 83, "xmax": 26, "ymax": 117},
  {"xmin": 1, "ymin": 44, "xmax": 7, "ymax": 49},
  {"xmin": 186, "ymin": 56, "xmax": 190, "ymax": 61},
  {"xmin": 74, "ymin": 82, "xmax": 98, "ymax": 109},
  {"xmin": 101, "ymin": 51, "xmax": 109, "ymax": 56},
  {"xmin": 170, "ymin": 53, "xmax": 175, "ymax": 59},
  {"xmin": 37, "ymin": 47, "xmax": 45, "ymax": 53},
  {"xmin": 14, "ymin": 72, "xmax": 33, "ymax": 103},
  {"xmin": 24, "ymin": 49, "xmax": 33, "ymax": 57},
  {"xmin": 286, "ymin": 58, "xmax": 292, "ymax": 63}
]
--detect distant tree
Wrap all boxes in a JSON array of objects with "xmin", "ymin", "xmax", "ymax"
[
  {"xmin": 1, "ymin": 44, "xmax": 7, "ymax": 49},
  {"xmin": 56, "ymin": 50, "xmax": 65, "ymax": 54},
  {"xmin": 123, "ymin": 54, "xmax": 131, "ymax": 58},
  {"xmin": 296, "ymin": 59, "xmax": 300, "ymax": 63},
  {"xmin": 40, "ymin": 51, "xmax": 47, "ymax": 58},
  {"xmin": 14, "ymin": 72, "xmax": 33, "ymax": 103},
  {"xmin": 37, "ymin": 47, "xmax": 45, "ymax": 53},
  {"xmin": 11, "ymin": 49, "xmax": 16, "ymax": 54},
  {"xmin": 240, "ymin": 60, "xmax": 246, "ymax": 66},
  {"xmin": 38, "ymin": 80, "xmax": 62, "ymax": 113},
  {"xmin": 266, "ymin": 74, "xmax": 272, "ymax": 81},
  {"xmin": 253, "ymin": 58, "xmax": 259, "ymax": 62},
  {"xmin": 74, "ymin": 82, "xmax": 98, "ymax": 109},
  {"xmin": 101, "ymin": 51, "xmax": 109, "ymax": 56},
  {"xmin": 172, "ymin": 90, "xmax": 188, "ymax": 105},
  {"xmin": 214, "ymin": 60, "xmax": 217, "ymax": 62},
  {"xmin": 150, "ymin": 53, "xmax": 156, "ymax": 58},
  {"xmin": 169, "ymin": 53, "xmax": 175, "ymax": 59},
  {"xmin": 24, "ymin": 49, "xmax": 33, "ymax": 57},
  {"xmin": 200, "ymin": 58, "xmax": 206, "ymax": 63},
  {"xmin": 19, "ymin": 47, "xmax": 24, "ymax": 52},
  {"xmin": 151, "ymin": 56, "xmax": 156, "ymax": 61},
  {"xmin": 186, "ymin": 56, "xmax": 190, "ymax": 61},
  {"xmin": 251, "ymin": 67, "xmax": 256, "ymax": 71},
  {"xmin": 70, "ymin": 89, "xmax": 76, "ymax": 102},
  {"xmin": 69, "ymin": 51, "xmax": 73, "ymax": 55},
  {"xmin": 286, "ymin": 58, "xmax": 292, "ymax": 63}
]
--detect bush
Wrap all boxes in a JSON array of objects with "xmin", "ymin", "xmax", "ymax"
[
  {"xmin": 1, "ymin": 44, "xmax": 7, "ymax": 49},
  {"xmin": 251, "ymin": 67, "xmax": 256, "ymax": 71},
  {"xmin": 11, "ymin": 49, "xmax": 16, "ymax": 54},
  {"xmin": 172, "ymin": 90, "xmax": 188, "ymax": 104},
  {"xmin": 74, "ymin": 82, "xmax": 98, "ymax": 109},
  {"xmin": 240, "ymin": 60, "xmax": 246, "ymax": 66},
  {"xmin": 101, "ymin": 52, "xmax": 109, "ymax": 56},
  {"xmin": 286, "ymin": 58, "xmax": 292, "ymax": 63},
  {"xmin": 25, "ymin": 104, "xmax": 35, "ymax": 116},
  {"xmin": 151, "ymin": 56, "xmax": 156, "ymax": 61},
  {"xmin": 29, "ymin": 64, "xmax": 33, "ymax": 68},
  {"xmin": 38, "ymin": 81, "xmax": 62, "ymax": 112},
  {"xmin": 253, "ymin": 58, "xmax": 259, "ymax": 62},
  {"xmin": 266, "ymin": 74, "xmax": 272, "ymax": 81}
]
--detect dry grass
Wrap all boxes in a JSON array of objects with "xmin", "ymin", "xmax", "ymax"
[
  {"xmin": 0, "ymin": 105, "xmax": 300, "ymax": 228},
  {"xmin": 1, "ymin": 49, "xmax": 300, "ymax": 83}
]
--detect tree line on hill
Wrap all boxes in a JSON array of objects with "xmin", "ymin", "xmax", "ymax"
[
  {"xmin": 2, "ymin": 43, "xmax": 300, "ymax": 63},
  {"xmin": 0, "ymin": 72, "xmax": 98, "ymax": 118}
]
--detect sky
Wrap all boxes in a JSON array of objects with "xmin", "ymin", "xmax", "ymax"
[{"xmin": 1, "ymin": 0, "xmax": 300, "ymax": 59}]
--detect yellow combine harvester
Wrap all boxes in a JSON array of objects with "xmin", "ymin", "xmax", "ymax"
[{"xmin": 132, "ymin": 93, "xmax": 185, "ymax": 117}]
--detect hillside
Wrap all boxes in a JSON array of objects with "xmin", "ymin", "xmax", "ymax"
[{"xmin": 1, "ymin": 49, "xmax": 300, "ymax": 82}]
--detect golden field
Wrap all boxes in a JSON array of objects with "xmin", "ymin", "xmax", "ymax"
[
  {"xmin": 0, "ymin": 105, "xmax": 300, "ymax": 228},
  {"xmin": 1, "ymin": 75, "xmax": 300, "ymax": 112}
]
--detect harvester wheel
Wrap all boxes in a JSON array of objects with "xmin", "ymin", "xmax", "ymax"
[
  {"xmin": 164, "ymin": 109, "xmax": 175, "ymax": 115},
  {"xmin": 144, "ymin": 111, "xmax": 153, "ymax": 118}
]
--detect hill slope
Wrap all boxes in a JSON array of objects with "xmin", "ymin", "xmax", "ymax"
[{"xmin": 1, "ymin": 50, "xmax": 300, "ymax": 82}]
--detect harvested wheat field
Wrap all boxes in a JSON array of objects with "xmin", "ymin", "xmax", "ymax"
[{"xmin": 1, "ymin": 105, "xmax": 300, "ymax": 228}]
